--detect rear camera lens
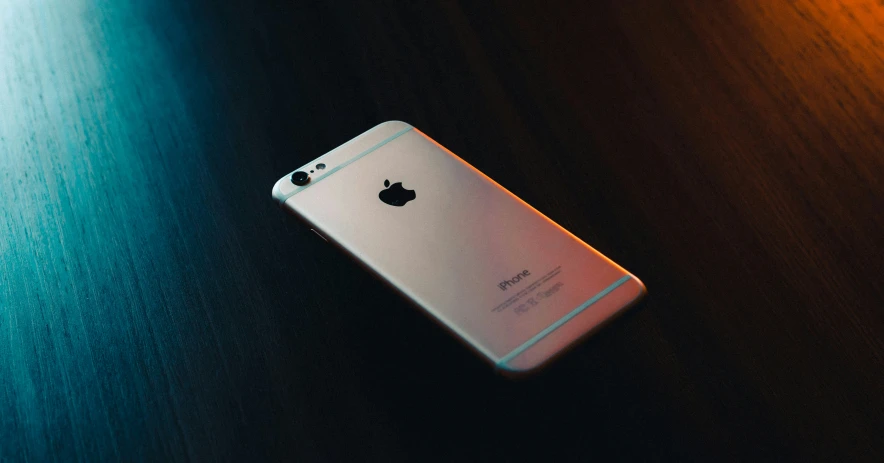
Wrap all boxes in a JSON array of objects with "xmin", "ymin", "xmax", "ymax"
[{"xmin": 291, "ymin": 171, "xmax": 310, "ymax": 186}]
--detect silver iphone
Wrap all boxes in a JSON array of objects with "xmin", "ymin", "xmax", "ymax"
[{"xmin": 272, "ymin": 121, "xmax": 646, "ymax": 373}]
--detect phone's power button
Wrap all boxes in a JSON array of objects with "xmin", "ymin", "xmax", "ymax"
[{"xmin": 310, "ymin": 229, "xmax": 328, "ymax": 242}]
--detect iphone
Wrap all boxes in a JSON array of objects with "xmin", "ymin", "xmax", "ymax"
[{"xmin": 272, "ymin": 121, "xmax": 645, "ymax": 373}]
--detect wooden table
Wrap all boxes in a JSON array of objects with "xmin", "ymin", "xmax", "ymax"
[{"xmin": 2, "ymin": 0, "xmax": 882, "ymax": 460}]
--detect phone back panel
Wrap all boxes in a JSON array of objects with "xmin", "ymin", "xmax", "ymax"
[{"xmin": 274, "ymin": 121, "xmax": 645, "ymax": 371}]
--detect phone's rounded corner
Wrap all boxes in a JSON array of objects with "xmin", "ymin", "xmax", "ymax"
[
  {"xmin": 375, "ymin": 120, "xmax": 413, "ymax": 133},
  {"xmin": 495, "ymin": 358, "xmax": 548, "ymax": 379},
  {"xmin": 271, "ymin": 175, "xmax": 291, "ymax": 205},
  {"xmin": 624, "ymin": 274, "xmax": 648, "ymax": 307}
]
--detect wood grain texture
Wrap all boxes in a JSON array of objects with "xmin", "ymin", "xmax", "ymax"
[{"xmin": 1, "ymin": 0, "xmax": 882, "ymax": 460}]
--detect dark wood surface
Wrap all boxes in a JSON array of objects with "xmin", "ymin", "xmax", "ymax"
[{"xmin": 2, "ymin": 0, "xmax": 883, "ymax": 460}]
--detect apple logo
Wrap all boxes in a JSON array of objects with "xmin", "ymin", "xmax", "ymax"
[{"xmin": 378, "ymin": 179, "xmax": 416, "ymax": 207}]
